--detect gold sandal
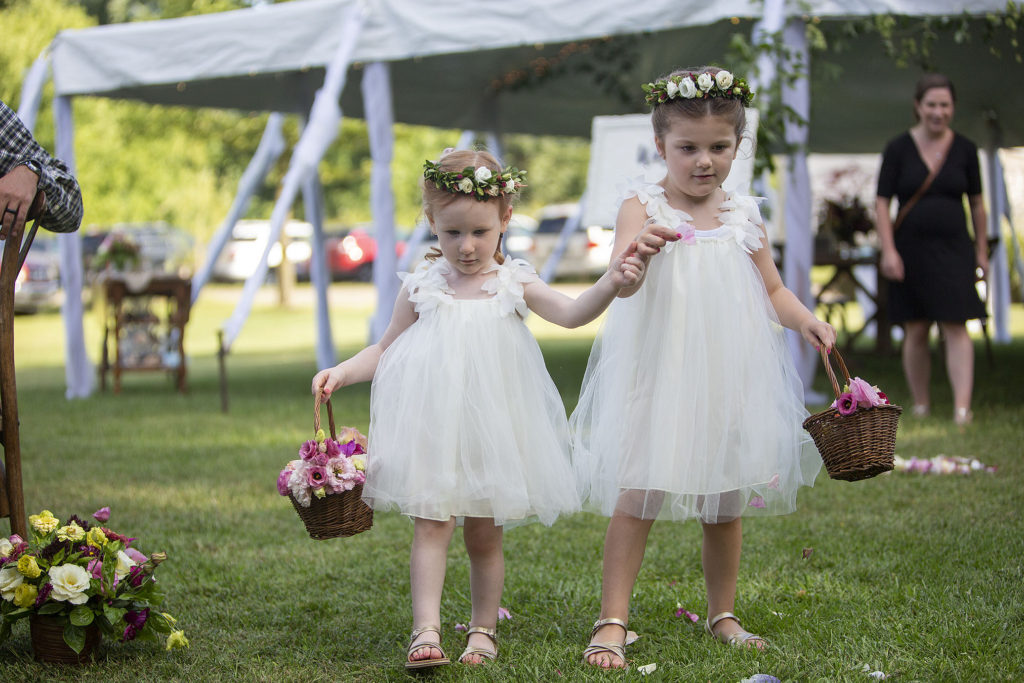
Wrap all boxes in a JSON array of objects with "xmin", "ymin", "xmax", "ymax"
[
  {"xmin": 405, "ymin": 625, "xmax": 450, "ymax": 670},
  {"xmin": 582, "ymin": 617, "xmax": 629, "ymax": 669},
  {"xmin": 705, "ymin": 611, "xmax": 769, "ymax": 650},
  {"xmin": 458, "ymin": 625, "xmax": 497, "ymax": 664}
]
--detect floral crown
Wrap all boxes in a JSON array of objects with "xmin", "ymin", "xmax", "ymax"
[
  {"xmin": 423, "ymin": 159, "xmax": 527, "ymax": 201},
  {"xmin": 643, "ymin": 69, "xmax": 755, "ymax": 107}
]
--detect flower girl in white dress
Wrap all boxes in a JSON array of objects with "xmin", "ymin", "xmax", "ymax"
[
  {"xmin": 572, "ymin": 68, "xmax": 836, "ymax": 668},
  {"xmin": 311, "ymin": 149, "xmax": 661, "ymax": 670}
]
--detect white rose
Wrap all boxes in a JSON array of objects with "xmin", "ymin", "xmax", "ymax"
[
  {"xmin": 48, "ymin": 564, "xmax": 92, "ymax": 605},
  {"xmin": 473, "ymin": 167, "xmax": 492, "ymax": 183},
  {"xmin": 697, "ymin": 73, "xmax": 714, "ymax": 92},
  {"xmin": 115, "ymin": 550, "xmax": 136, "ymax": 579},
  {"xmin": 715, "ymin": 70, "xmax": 734, "ymax": 89},
  {"xmin": 678, "ymin": 77, "xmax": 697, "ymax": 98},
  {"xmin": 665, "ymin": 80, "xmax": 679, "ymax": 98},
  {"xmin": 504, "ymin": 180, "xmax": 516, "ymax": 192},
  {"xmin": 457, "ymin": 177, "xmax": 475, "ymax": 193},
  {"xmin": 0, "ymin": 538, "xmax": 12, "ymax": 558},
  {"xmin": 0, "ymin": 566, "xmax": 23, "ymax": 601}
]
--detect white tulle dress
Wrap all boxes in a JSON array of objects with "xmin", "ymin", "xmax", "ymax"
[
  {"xmin": 363, "ymin": 257, "xmax": 581, "ymax": 527},
  {"xmin": 570, "ymin": 178, "xmax": 821, "ymax": 523}
]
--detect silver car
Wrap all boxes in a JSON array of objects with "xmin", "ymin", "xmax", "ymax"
[{"xmin": 13, "ymin": 236, "xmax": 61, "ymax": 313}]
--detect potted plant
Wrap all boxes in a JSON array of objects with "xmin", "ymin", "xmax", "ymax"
[{"xmin": 0, "ymin": 507, "xmax": 187, "ymax": 664}]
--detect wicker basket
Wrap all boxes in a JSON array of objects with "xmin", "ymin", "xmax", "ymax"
[
  {"xmin": 803, "ymin": 347, "xmax": 902, "ymax": 481},
  {"xmin": 29, "ymin": 614, "xmax": 101, "ymax": 664},
  {"xmin": 289, "ymin": 394, "xmax": 374, "ymax": 540}
]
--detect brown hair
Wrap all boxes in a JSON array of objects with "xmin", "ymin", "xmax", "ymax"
[
  {"xmin": 421, "ymin": 149, "xmax": 514, "ymax": 264},
  {"xmin": 650, "ymin": 66, "xmax": 748, "ymax": 143}
]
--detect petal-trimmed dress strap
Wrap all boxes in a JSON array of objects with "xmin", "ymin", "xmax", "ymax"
[
  {"xmin": 398, "ymin": 260, "xmax": 453, "ymax": 315},
  {"xmin": 619, "ymin": 174, "xmax": 695, "ymax": 254},
  {"xmin": 481, "ymin": 258, "xmax": 537, "ymax": 318},
  {"xmin": 718, "ymin": 193, "xmax": 767, "ymax": 254}
]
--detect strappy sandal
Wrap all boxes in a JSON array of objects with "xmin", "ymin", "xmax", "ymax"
[
  {"xmin": 458, "ymin": 625, "xmax": 497, "ymax": 665},
  {"xmin": 405, "ymin": 625, "xmax": 450, "ymax": 670},
  {"xmin": 582, "ymin": 617, "xmax": 629, "ymax": 669},
  {"xmin": 705, "ymin": 611, "xmax": 769, "ymax": 650}
]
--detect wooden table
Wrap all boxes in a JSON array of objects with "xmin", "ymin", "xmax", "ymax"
[
  {"xmin": 98, "ymin": 274, "xmax": 191, "ymax": 393},
  {"xmin": 814, "ymin": 249, "xmax": 892, "ymax": 354}
]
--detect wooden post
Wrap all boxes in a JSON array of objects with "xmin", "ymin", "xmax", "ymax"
[
  {"xmin": 0, "ymin": 218, "xmax": 29, "ymax": 537},
  {"xmin": 217, "ymin": 329, "xmax": 229, "ymax": 414}
]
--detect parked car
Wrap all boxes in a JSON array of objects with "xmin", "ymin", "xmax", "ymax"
[
  {"xmin": 210, "ymin": 219, "xmax": 312, "ymax": 282},
  {"xmin": 12, "ymin": 235, "xmax": 61, "ymax": 313},
  {"xmin": 519, "ymin": 204, "xmax": 615, "ymax": 279},
  {"xmin": 298, "ymin": 225, "xmax": 412, "ymax": 281}
]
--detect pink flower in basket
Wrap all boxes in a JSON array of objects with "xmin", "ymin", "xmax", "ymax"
[
  {"xmin": 298, "ymin": 440, "xmax": 319, "ymax": 461},
  {"xmin": 279, "ymin": 427, "xmax": 369, "ymax": 508},
  {"xmin": 834, "ymin": 392, "xmax": 857, "ymax": 416},
  {"xmin": 848, "ymin": 377, "xmax": 887, "ymax": 408}
]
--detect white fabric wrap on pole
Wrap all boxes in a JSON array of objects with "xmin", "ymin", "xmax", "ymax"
[
  {"xmin": 988, "ymin": 149, "xmax": 1011, "ymax": 343},
  {"xmin": 303, "ymin": 165, "xmax": 335, "ymax": 367},
  {"xmin": 364, "ymin": 62, "xmax": 398, "ymax": 343},
  {"xmin": 192, "ymin": 113, "xmax": 286, "ymax": 305},
  {"xmin": 221, "ymin": 2, "xmax": 364, "ymax": 356},
  {"xmin": 17, "ymin": 54, "xmax": 50, "ymax": 132},
  {"xmin": 53, "ymin": 96, "xmax": 94, "ymax": 399},
  {"xmin": 780, "ymin": 19, "xmax": 817, "ymax": 393}
]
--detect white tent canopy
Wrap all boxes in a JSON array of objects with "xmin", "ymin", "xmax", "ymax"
[{"xmin": 26, "ymin": 0, "xmax": 1020, "ymax": 398}]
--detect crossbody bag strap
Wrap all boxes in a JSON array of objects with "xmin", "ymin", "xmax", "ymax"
[{"xmin": 892, "ymin": 136, "xmax": 952, "ymax": 231}]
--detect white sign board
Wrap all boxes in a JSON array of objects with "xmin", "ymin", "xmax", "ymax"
[{"xmin": 583, "ymin": 110, "xmax": 759, "ymax": 228}]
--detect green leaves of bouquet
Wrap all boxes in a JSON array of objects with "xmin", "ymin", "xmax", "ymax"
[{"xmin": 0, "ymin": 507, "xmax": 188, "ymax": 654}]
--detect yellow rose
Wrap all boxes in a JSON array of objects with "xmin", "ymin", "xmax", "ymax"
[
  {"xmin": 166, "ymin": 630, "xmax": 189, "ymax": 650},
  {"xmin": 17, "ymin": 555, "xmax": 41, "ymax": 578},
  {"xmin": 13, "ymin": 582, "xmax": 37, "ymax": 608},
  {"xmin": 86, "ymin": 527, "xmax": 108, "ymax": 548},
  {"xmin": 29, "ymin": 510, "xmax": 59, "ymax": 534},
  {"xmin": 56, "ymin": 523, "xmax": 85, "ymax": 542}
]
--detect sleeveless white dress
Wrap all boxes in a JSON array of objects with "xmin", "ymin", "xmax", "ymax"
[
  {"xmin": 570, "ymin": 178, "xmax": 821, "ymax": 523},
  {"xmin": 363, "ymin": 258, "xmax": 581, "ymax": 526}
]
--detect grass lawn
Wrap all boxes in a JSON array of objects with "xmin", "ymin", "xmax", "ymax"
[{"xmin": 1, "ymin": 283, "xmax": 1022, "ymax": 681}]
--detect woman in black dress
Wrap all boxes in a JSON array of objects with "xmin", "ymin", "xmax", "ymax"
[{"xmin": 875, "ymin": 73, "xmax": 988, "ymax": 427}]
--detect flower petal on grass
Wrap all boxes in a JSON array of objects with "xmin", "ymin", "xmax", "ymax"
[
  {"xmin": 638, "ymin": 663, "xmax": 657, "ymax": 675},
  {"xmin": 802, "ymin": 547, "xmax": 814, "ymax": 560},
  {"xmin": 674, "ymin": 603, "xmax": 699, "ymax": 622},
  {"xmin": 497, "ymin": 607, "xmax": 512, "ymax": 621},
  {"xmin": 740, "ymin": 676, "xmax": 781, "ymax": 683},
  {"xmin": 454, "ymin": 623, "xmax": 467, "ymax": 632}
]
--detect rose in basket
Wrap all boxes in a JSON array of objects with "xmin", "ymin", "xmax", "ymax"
[
  {"xmin": 277, "ymin": 426, "xmax": 368, "ymax": 507},
  {"xmin": 0, "ymin": 507, "xmax": 188, "ymax": 656},
  {"xmin": 831, "ymin": 376, "xmax": 890, "ymax": 416}
]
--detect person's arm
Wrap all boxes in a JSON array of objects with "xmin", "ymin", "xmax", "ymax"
[
  {"xmin": 311, "ymin": 287, "xmax": 417, "ymax": 396},
  {"xmin": 751, "ymin": 232, "xmax": 835, "ymax": 350},
  {"xmin": 968, "ymin": 193, "xmax": 988, "ymax": 278},
  {"xmin": 875, "ymin": 195, "xmax": 903, "ymax": 281},
  {"xmin": 0, "ymin": 101, "xmax": 83, "ymax": 237},
  {"xmin": 523, "ymin": 242, "xmax": 645, "ymax": 328},
  {"xmin": 611, "ymin": 196, "xmax": 680, "ymax": 297}
]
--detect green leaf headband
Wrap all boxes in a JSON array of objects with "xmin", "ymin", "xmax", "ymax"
[
  {"xmin": 423, "ymin": 160, "xmax": 527, "ymax": 201},
  {"xmin": 643, "ymin": 70, "xmax": 755, "ymax": 107}
]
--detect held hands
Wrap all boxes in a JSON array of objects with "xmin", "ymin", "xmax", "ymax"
[
  {"xmin": 0, "ymin": 165, "xmax": 42, "ymax": 240},
  {"xmin": 801, "ymin": 318, "xmax": 837, "ymax": 353},
  {"xmin": 311, "ymin": 366, "xmax": 346, "ymax": 398},
  {"xmin": 608, "ymin": 242, "xmax": 646, "ymax": 287}
]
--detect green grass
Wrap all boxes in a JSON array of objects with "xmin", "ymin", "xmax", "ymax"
[{"xmin": 2, "ymin": 283, "xmax": 1023, "ymax": 681}]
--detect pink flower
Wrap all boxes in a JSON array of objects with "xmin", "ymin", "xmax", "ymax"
[
  {"xmin": 748, "ymin": 496, "xmax": 766, "ymax": 509},
  {"xmin": 306, "ymin": 466, "xmax": 328, "ymax": 488},
  {"xmin": 353, "ymin": 471, "xmax": 366, "ymax": 485},
  {"xmin": 498, "ymin": 607, "xmax": 512, "ymax": 621},
  {"xmin": 277, "ymin": 469, "xmax": 292, "ymax": 495},
  {"xmin": 767, "ymin": 474, "xmax": 781, "ymax": 490},
  {"xmin": 8, "ymin": 535, "xmax": 22, "ymax": 546},
  {"xmin": 834, "ymin": 392, "xmax": 857, "ymax": 416},
  {"xmin": 454, "ymin": 623, "xmax": 468, "ymax": 632},
  {"xmin": 340, "ymin": 440, "xmax": 364, "ymax": 456},
  {"xmin": 849, "ymin": 377, "xmax": 884, "ymax": 408},
  {"xmin": 298, "ymin": 440, "xmax": 319, "ymax": 461},
  {"xmin": 325, "ymin": 439, "xmax": 341, "ymax": 457},
  {"xmin": 674, "ymin": 607, "xmax": 699, "ymax": 622},
  {"xmin": 92, "ymin": 506, "xmax": 111, "ymax": 523},
  {"xmin": 126, "ymin": 547, "xmax": 148, "ymax": 564},
  {"xmin": 676, "ymin": 222, "xmax": 697, "ymax": 245},
  {"xmin": 87, "ymin": 558, "xmax": 103, "ymax": 579},
  {"xmin": 311, "ymin": 452, "xmax": 329, "ymax": 467}
]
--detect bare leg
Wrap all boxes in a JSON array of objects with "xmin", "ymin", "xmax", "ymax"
[
  {"xmin": 409, "ymin": 517, "xmax": 456, "ymax": 663},
  {"xmin": 586, "ymin": 513, "xmax": 656, "ymax": 669},
  {"xmin": 461, "ymin": 517, "xmax": 504, "ymax": 664},
  {"xmin": 902, "ymin": 320, "xmax": 932, "ymax": 411},
  {"xmin": 939, "ymin": 321, "xmax": 974, "ymax": 421},
  {"xmin": 702, "ymin": 517, "xmax": 764, "ymax": 649}
]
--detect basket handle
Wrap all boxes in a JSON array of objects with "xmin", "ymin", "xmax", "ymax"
[
  {"xmin": 313, "ymin": 390, "xmax": 338, "ymax": 440},
  {"xmin": 819, "ymin": 346, "xmax": 853, "ymax": 399}
]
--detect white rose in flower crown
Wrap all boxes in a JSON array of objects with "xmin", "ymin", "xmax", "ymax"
[
  {"xmin": 715, "ymin": 70, "xmax": 734, "ymax": 89},
  {"xmin": 665, "ymin": 80, "xmax": 679, "ymax": 98},
  {"xmin": 48, "ymin": 564, "xmax": 92, "ymax": 604},
  {"xmin": 503, "ymin": 180, "xmax": 516, "ymax": 192},
  {"xmin": 473, "ymin": 167, "xmax": 492, "ymax": 183},
  {"xmin": 0, "ymin": 537, "xmax": 12, "ymax": 558},
  {"xmin": 0, "ymin": 565, "xmax": 23, "ymax": 601},
  {"xmin": 457, "ymin": 177, "xmax": 474, "ymax": 193},
  {"xmin": 697, "ymin": 73, "xmax": 714, "ymax": 92},
  {"xmin": 678, "ymin": 77, "xmax": 697, "ymax": 98}
]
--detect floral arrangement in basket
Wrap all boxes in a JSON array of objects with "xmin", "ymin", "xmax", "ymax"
[
  {"xmin": 830, "ymin": 376, "xmax": 891, "ymax": 416},
  {"xmin": 277, "ymin": 394, "xmax": 374, "ymax": 540},
  {"xmin": 0, "ymin": 506, "xmax": 188, "ymax": 655}
]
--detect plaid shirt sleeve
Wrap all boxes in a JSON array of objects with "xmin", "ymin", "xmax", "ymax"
[{"xmin": 0, "ymin": 99, "xmax": 83, "ymax": 233}]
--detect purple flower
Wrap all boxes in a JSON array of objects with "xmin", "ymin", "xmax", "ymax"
[
  {"xmin": 340, "ymin": 440, "xmax": 364, "ymax": 456},
  {"xmin": 306, "ymin": 466, "xmax": 328, "ymax": 488},
  {"xmin": 126, "ymin": 607, "xmax": 149, "ymax": 629},
  {"xmin": 674, "ymin": 607, "xmax": 699, "ymax": 622},
  {"xmin": 834, "ymin": 392, "xmax": 857, "ymax": 416},
  {"xmin": 126, "ymin": 547, "xmax": 148, "ymax": 564},
  {"xmin": 92, "ymin": 506, "xmax": 111, "ymax": 523},
  {"xmin": 311, "ymin": 452, "xmax": 329, "ymax": 467},
  {"xmin": 277, "ymin": 469, "xmax": 292, "ymax": 496},
  {"xmin": 87, "ymin": 558, "xmax": 103, "ymax": 579},
  {"xmin": 8, "ymin": 534, "xmax": 22, "ymax": 546},
  {"xmin": 325, "ymin": 439, "xmax": 341, "ymax": 457},
  {"xmin": 34, "ymin": 583, "xmax": 52, "ymax": 607},
  {"xmin": 298, "ymin": 440, "xmax": 318, "ymax": 461},
  {"xmin": 67, "ymin": 515, "xmax": 92, "ymax": 531},
  {"xmin": 128, "ymin": 565, "xmax": 146, "ymax": 588},
  {"xmin": 498, "ymin": 607, "xmax": 512, "ymax": 621}
]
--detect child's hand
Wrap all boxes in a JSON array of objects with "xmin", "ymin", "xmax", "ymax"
[
  {"xmin": 801, "ymin": 318, "xmax": 836, "ymax": 352},
  {"xmin": 609, "ymin": 242, "xmax": 646, "ymax": 287},
  {"xmin": 635, "ymin": 218, "xmax": 682, "ymax": 258},
  {"xmin": 311, "ymin": 366, "xmax": 346, "ymax": 397}
]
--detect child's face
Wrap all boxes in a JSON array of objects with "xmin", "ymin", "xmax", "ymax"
[
  {"xmin": 655, "ymin": 114, "xmax": 738, "ymax": 199},
  {"xmin": 429, "ymin": 198, "xmax": 511, "ymax": 276}
]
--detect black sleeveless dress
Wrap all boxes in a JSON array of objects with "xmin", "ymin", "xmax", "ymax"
[{"xmin": 876, "ymin": 131, "xmax": 986, "ymax": 324}]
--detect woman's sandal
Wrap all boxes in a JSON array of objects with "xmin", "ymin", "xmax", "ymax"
[
  {"xmin": 458, "ymin": 625, "xmax": 498, "ymax": 665},
  {"xmin": 582, "ymin": 617, "xmax": 630, "ymax": 669},
  {"xmin": 405, "ymin": 625, "xmax": 450, "ymax": 670},
  {"xmin": 705, "ymin": 611, "xmax": 769, "ymax": 650}
]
